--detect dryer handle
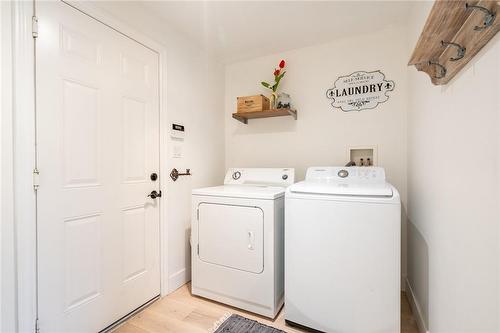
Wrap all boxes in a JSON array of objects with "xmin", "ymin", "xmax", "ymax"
[{"xmin": 247, "ymin": 231, "xmax": 255, "ymax": 250}]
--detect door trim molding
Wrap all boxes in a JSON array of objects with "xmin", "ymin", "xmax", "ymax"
[
  {"xmin": 11, "ymin": 1, "xmax": 170, "ymax": 330},
  {"xmin": 11, "ymin": 1, "xmax": 37, "ymax": 331}
]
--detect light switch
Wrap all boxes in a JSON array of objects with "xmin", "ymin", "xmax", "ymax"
[{"xmin": 172, "ymin": 145, "xmax": 182, "ymax": 158}]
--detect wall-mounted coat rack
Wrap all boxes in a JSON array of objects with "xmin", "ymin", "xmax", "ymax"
[
  {"xmin": 170, "ymin": 168, "xmax": 191, "ymax": 181},
  {"xmin": 408, "ymin": 0, "xmax": 500, "ymax": 85}
]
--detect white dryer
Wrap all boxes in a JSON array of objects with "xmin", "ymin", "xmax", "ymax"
[
  {"xmin": 285, "ymin": 167, "xmax": 401, "ymax": 333},
  {"xmin": 191, "ymin": 168, "xmax": 295, "ymax": 318}
]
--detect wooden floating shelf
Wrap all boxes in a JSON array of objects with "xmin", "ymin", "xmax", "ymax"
[
  {"xmin": 232, "ymin": 108, "xmax": 298, "ymax": 124},
  {"xmin": 408, "ymin": 0, "xmax": 500, "ymax": 85}
]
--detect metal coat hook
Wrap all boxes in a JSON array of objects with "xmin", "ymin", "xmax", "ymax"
[
  {"xmin": 428, "ymin": 60, "xmax": 447, "ymax": 79},
  {"xmin": 441, "ymin": 40, "xmax": 466, "ymax": 61},
  {"xmin": 465, "ymin": 3, "xmax": 496, "ymax": 30}
]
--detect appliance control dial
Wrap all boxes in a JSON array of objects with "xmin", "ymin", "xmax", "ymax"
[
  {"xmin": 282, "ymin": 174, "xmax": 288, "ymax": 180},
  {"xmin": 338, "ymin": 169, "xmax": 349, "ymax": 178},
  {"xmin": 232, "ymin": 171, "xmax": 241, "ymax": 180}
]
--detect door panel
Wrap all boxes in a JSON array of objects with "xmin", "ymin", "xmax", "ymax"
[
  {"xmin": 62, "ymin": 79, "xmax": 100, "ymax": 187},
  {"xmin": 37, "ymin": 2, "xmax": 160, "ymax": 332},
  {"xmin": 198, "ymin": 203, "xmax": 264, "ymax": 274},
  {"xmin": 64, "ymin": 214, "xmax": 102, "ymax": 311},
  {"xmin": 122, "ymin": 206, "xmax": 147, "ymax": 282},
  {"xmin": 122, "ymin": 97, "xmax": 147, "ymax": 183}
]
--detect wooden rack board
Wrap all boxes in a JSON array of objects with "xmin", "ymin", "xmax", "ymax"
[
  {"xmin": 232, "ymin": 108, "xmax": 297, "ymax": 124},
  {"xmin": 408, "ymin": 0, "xmax": 500, "ymax": 85}
]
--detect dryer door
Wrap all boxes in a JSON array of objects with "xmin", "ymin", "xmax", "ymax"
[{"xmin": 198, "ymin": 203, "xmax": 264, "ymax": 274}]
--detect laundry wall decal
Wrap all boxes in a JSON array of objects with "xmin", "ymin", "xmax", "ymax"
[{"xmin": 326, "ymin": 70, "xmax": 395, "ymax": 112}]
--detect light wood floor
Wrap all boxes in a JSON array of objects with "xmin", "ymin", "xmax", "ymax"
[{"xmin": 113, "ymin": 283, "xmax": 419, "ymax": 333}]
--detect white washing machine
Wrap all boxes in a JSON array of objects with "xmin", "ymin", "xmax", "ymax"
[
  {"xmin": 191, "ymin": 168, "xmax": 295, "ymax": 318},
  {"xmin": 285, "ymin": 167, "xmax": 400, "ymax": 333}
]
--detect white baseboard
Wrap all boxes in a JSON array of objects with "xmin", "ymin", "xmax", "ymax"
[
  {"xmin": 405, "ymin": 279, "xmax": 429, "ymax": 333},
  {"xmin": 168, "ymin": 267, "xmax": 191, "ymax": 293}
]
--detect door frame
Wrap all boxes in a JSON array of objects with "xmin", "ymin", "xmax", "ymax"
[{"xmin": 10, "ymin": 1, "xmax": 170, "ymax": 331}]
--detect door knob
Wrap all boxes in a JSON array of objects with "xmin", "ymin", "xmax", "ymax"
[{"xmin": 147, "ymin": 190, "xmax": 162, "ymax": 199}]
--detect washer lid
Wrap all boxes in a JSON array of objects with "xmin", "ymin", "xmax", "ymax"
[
  {"xmin": 288, "ymin": 181, "xmax": 393, "ymax": 197},
  {"xmin": 192, "ymin": 184, "xmax": 286, "ymax": 199}
]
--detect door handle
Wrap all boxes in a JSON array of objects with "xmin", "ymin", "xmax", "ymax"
[
  {"xmin": 147, "ymin": 190, "xmax": 162, "ymax": 199},
  {"xmin": 247, "ymin": 231, "xmax": 254, "ymax": 250}
]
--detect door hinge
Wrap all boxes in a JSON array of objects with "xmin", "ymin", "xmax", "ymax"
[
  {"xmin": 197, "ymin": 244, "xmax": 199, "ymax": 255},
  {"xmin": 32, "ymin": 16, "xmax": 38, "ymax": 38},
  {"xmin": 35, "ymin": 318, "xmax": 40, "ymax": 333},
  {"xmin": 197, "ymin": 209, "xmax": 199, "ymax": 220},
  {"xmin": 33, "ymin": 168, "xmax": 40, "ymax": 191}
]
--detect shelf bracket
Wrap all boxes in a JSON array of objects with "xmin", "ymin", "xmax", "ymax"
[
  {"xmin": 287, "ymin": 109, "xmax": 298, "ymax": 120},
  {"xmin": 232, "ymin": 114, "xmax": 247, "ymax": 124}
]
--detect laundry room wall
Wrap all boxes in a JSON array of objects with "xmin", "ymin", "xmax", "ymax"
[
  {"xmin": 406, "ymin": 2, "xmax": 500, "ymax": 333},
  {"xmin": 224, "ymin": 26, "xmax": 409, "ymax": 286},
  {"xmin": 91, "ymin": 2, "xmax": 226, "ymax": 293}
]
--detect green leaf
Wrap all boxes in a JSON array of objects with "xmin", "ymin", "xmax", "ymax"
[
  {"xmin": 261, "ymin": 81, "xmax": 270, "ymax": 88},
  {"xmin": 276, "ymin": 71, "xmax": 286, "ymax": 83},
  {"xmin": 272, "ymin": 71, "xmax": 286, "ymax": 92}
]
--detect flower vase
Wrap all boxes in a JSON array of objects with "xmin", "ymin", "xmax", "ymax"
[{"xmin": 269, "ymin": 93, "xmax": 277, "ymax": 109}]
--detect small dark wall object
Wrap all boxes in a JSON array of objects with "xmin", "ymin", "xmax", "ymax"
[
  {"xmin": 170, "ymin": 168, "xmax": 191, "ymax": 181},
  {"xmin": 150, "ymin": 173, "xmax": 158, "ymax": 181}
]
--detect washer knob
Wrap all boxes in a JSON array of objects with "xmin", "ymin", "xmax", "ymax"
[
  {"xmin": 338, "ymin": 169, "xmax": 349, "ymax": 178},
  {"xmin": 282, "ymin": 174, "xmax": 288, "ymax": 180},
  {"xmin": 232, "ymin": 171, "xmax": 241, "ymax": 180}
]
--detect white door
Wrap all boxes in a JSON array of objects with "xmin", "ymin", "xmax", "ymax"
[{"xmin": 36, "ymin": 2, "xmax": 161, "ymax": 332}]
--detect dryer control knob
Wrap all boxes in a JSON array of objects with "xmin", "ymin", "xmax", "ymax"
[
  {"xmin": 282, "ymin": 174, "xmax": 288, "ymax": 180},
  {"xmin": 232, "ymin": 171, "xmax": 241, "ymax": 180},
  {"xmin": 338, "ymin": 169, "xmax": 349, "ymax": 178}
]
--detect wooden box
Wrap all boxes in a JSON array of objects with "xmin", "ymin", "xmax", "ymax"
[{"xmin": 237, "ymin": 95, "xmax": 270, "ymax": 113}]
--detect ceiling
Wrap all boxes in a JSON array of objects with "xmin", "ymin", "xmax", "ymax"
[{"xmin": 95, "ymin": 1, "xmax": 413, "ymax": 63}]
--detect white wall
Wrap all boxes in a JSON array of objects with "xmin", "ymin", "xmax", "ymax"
[
  {"xmin": 164, "ymin": 47, "xmax": 225, "ymax": 291},
  {"xmin": 224, "ymin": 26, "xmax": 409, "ymax": 284},
  {"xmin": 88, "ymin": 2, "xmax": 226, "ymax": 293},
  {"xmin": 406, "ymin": 3, "xmax": 500, "ymax": 332}
]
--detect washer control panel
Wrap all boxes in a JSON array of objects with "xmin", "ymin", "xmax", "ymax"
[{"xmin": 306, "ymin": 167, "xmax": 386, "ymax": 183}]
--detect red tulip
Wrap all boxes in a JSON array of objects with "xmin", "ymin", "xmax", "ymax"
[
  {"xmin": 274, "ymin": 69, "xmax": 280, "ymax": 76},
  {"xmin": 279, "ymin": 60, "xmax": 285, "ymax": 68}
]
